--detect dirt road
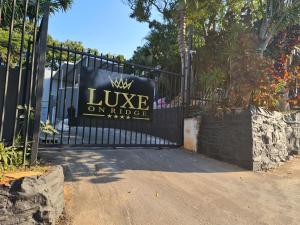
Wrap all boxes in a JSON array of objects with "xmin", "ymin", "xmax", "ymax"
[{"xmin": 42, "ymin": 148, "xmax": 300, "ymax": 225}]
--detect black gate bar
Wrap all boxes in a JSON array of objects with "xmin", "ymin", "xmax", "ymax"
[
  {"xmin": 12, "ymin": 0, "xmax": 29, "ymax": 145},
  {"xmin": 0, "ymin": 0, "xmax": 17, "ymax": 141}
]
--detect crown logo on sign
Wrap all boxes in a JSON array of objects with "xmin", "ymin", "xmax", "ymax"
[{"xmin": 109, "ymin": 75, "xmax": 134, "ymax": 90}]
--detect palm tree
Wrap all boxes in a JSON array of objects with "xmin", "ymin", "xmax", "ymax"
[
  {"xmin": 126, "ymin": 0, "xmax": 200, "ymax": 84},
  {"xmin": 0, "ymin": 0, "xmax": 73, "ymax": 26},
  {"xmin": 176, "ymin": 0, "xmax": 200, "ymax": 73},
  {"xmin": 45, "ymin": 0, "xmax": 73, "ymax": 13}
]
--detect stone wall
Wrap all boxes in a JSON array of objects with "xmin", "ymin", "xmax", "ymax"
[
  {"xmin": 251, "ymin": 108, "xmax": 290, "ymax": 171},
  {"xmin": 285, "ymin": 112, "xmax": 300, "ymax": 155},
  {"xmin": 196, "ymin": 107, "xmax": 300, "ymax": 171},
  {"xmin": 0, "ymin": 166, "xmax": 64, "ymax": 225},
  {"xmin": 198, "ymin": 110, "xmax": 253, "ymax": 170}
]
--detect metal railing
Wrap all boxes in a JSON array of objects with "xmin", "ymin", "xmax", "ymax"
[{"xmin": 0, "ymin": 0, "xmax": 50, "ymax": 164}]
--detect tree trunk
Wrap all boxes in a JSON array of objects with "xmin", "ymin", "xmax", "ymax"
[
  {"xmin": 257, "ymin": 35, "xmax": 273, "ymax": 57},
  {"xmin": 257, "ymin": 12, "xmax": 272, "ymax": 57},
  {"xmin": 178, "ymin": 8, "xmax": 186, "ymax": 75},
  {"xmin": 177, "ymin": 7, "xmax": 188, "ymax": 103}
]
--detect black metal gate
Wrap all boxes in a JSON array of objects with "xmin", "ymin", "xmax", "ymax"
[
  {"xmin": 40, "ymin": 45, "xmax": 184, "ymax": 148},
  {"xmin": 0, "ymin": 0, "xmax": 184, "ymax": 156}
]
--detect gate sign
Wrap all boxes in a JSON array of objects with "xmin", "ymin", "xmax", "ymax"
[{"xmin": 78, "ymin": 67, "xmax": 154, "ymax": 121}]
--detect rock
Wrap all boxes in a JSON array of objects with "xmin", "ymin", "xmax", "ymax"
[
  {"xmin": 253, "ymin": 156, "xmax": 262, "ymax": 162},
  {"xmin": 0, "ymin": 166, "xmax": 64, "ymax": 225},
  {"xmin": 251, "ymin": 107, "xmax": 299, "ymax": 172}
]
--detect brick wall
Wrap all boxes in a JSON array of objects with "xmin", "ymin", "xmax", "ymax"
[{"xmin": 198, "ymin": 110, "xmax": 253, "ymax": 170}]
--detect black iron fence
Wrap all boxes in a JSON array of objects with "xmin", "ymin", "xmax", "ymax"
[
  {"xmin": 0, "ymin": 0, "xmax": 50, "ymax": 164},
  {"xmin": 184, "ymin": 70, "xmax": 227, "ymax": 118},
  {"xmin": 40, "ymin": 45, "xmax": 184, "ymax": 147}
]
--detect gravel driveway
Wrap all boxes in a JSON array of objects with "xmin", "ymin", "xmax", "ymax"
[{"xmin": 41, "ymin": 148, "xmax": 300, "ymax": 225}]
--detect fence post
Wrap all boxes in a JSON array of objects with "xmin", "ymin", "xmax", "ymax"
[
  {"xmin": 186, "ymin": 25, "xmax": 193, "ymax": 112},
  {"xmin": 31, "ymin": 4, "xmax": 50, "ymax": 165}
]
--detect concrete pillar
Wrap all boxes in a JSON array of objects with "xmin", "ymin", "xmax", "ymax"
[{"xmin": 184, "ymin": 117, "xmax": 201, "ymax": 152}]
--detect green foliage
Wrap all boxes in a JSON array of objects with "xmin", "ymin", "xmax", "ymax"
[
  {"xmin": 0, "ymin": 28, "xmax": 30, "ymax": 67},
  {"xmin": 126, "ymin": 0, "xmax": 300, "ymax": 111},
  {"xmin": 252, "ymin": 77, "xmax": 285, "ymax": 111},
  {"xmin": 0, "ymin": 0, "xmax": 74, "ymax": 27},
  {"xmin": 0, "ymin": 143, "xmax": 23, "ymax": 171},
  {"xmin": 197, "ymin": 68, "xmax": 225, "ymax": 90},
  {"xmin": 46, "ymin": 0, "xmax": 74, "ymax": 13},
  {"xmin": 126, "ymin": 0, "xmax": 175, "ymax": 22},
  {"xmin": 40, "ymin": 120, "xmax": 59, "ymax": 136},
  {"xmin": 17, "ymin": 105, "xmax": 58, "ymax": 136},
  {"xmin": 0, "ymin": 98, "xmax": 58, "ymax": 170},
  {"xmin": 46, "ymin": 36, "xmax": 126, "ymax": 69},
  {"xmin": 0, "ymin": 31, "xmax": 126, "ymax": 69},
  {"xmin": 254, "ymin": 0, "xmax": 300, "ymax": 54},
  {"xmin": 130, "ymin": 22, "xmax": 180, "ymax": 72}
]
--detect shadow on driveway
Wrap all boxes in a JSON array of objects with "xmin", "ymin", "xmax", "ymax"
[{"xmin": 40, "ymin": 148, "xmax": 246, "ymax": 184}]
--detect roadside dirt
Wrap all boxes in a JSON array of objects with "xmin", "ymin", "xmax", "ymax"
[
  {"xmin": 0, "ymin": 166, "xmax": 48, "ymax": 185},
  {"xmin": 56, "ymin": 184, "xmax": 73, "ymax": 225}
]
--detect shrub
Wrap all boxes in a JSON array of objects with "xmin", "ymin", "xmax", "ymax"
[{"xmin": 0, "ymin": 143, "xmax": 23, "ymax": 171}]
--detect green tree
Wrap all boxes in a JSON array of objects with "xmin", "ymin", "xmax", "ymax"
[
  {"xmin": 126, "ymin": 0, "xmax": 200, "ymax": 75},
  {"xmin": 254, "ymin": 0, "xmax": 300, "ymax": 56},
  {"xmin": 130, "ymin": 21, "xmax": 180, "ymax": 72},
  {"xmin": 46, "ymin": 36, "xmax": 126, "ymax": 69}
]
